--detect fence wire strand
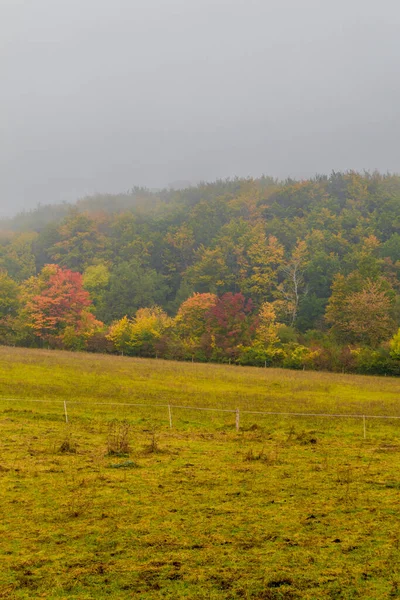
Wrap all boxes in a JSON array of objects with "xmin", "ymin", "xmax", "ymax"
[{"xmin": 0, "ymin": 396, "xmax": 400, "ymax": 422}]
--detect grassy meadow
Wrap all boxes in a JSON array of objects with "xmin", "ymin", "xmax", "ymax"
[{"xmin": 0, "ymin": 347, "xmax": 400, "ymax": 598}]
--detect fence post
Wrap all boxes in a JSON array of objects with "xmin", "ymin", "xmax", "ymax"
[
  {"xmin": 363, "ymin": 415, "xmax": 366, "ymax": 439},
  {"xmin": 168, "ymin": 404, "xmax": 173, "ymax": 428},
  {"xmin": 64, "ymin": 400, "xmax": 68, "ymax": 424},
  {"xmin": 235, "ymin": 408, "xmax": 240, "ymax": 432}
]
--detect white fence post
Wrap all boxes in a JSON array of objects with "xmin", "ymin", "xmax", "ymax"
[
  {"xmin": 235, "ymin": 408, "xmax": 240, "ymax": 432},
  {"xmin": 64, "ymin": 400, "xmax": 68, "ymax": 424},
  {"xmin": 168, "ymin": 404, "xmax": 173, "ymax": 428}
]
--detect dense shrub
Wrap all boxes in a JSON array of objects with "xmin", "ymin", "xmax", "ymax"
[{"xmin": 86, "ymin": 332, "xmax": 116, "ymax": 354}]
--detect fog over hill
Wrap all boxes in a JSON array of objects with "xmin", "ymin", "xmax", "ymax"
[{"xmin": 1, "ymin": 0, "xmax": 400, "ymax": 215}]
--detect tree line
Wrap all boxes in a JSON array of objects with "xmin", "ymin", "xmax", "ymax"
[{"xmin": 2, "ymin": 171, "xmax": 400, "ymax": 374}]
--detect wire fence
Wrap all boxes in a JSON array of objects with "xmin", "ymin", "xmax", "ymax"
[{"xmin": 1, "ymin": 396, "xmax": 400, "ymax": 439}]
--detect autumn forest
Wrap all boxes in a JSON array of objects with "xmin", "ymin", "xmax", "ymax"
[{"xmin": 2, "ymin": 171, "xmax": 400, "ymax": 375}]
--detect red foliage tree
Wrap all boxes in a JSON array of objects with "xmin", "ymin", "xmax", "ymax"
[
  {"xmin": 25, "ymin": 265, "xmax": 99, "ymax": 341},
  {"xmin": 204, "ymin": 292, "xmax": 256, "ymax": 360}
]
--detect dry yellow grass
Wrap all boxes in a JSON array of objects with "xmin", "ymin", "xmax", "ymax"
[{"xmin": 0, "ymin": 347, "xmax": 400, "ymax": 598}]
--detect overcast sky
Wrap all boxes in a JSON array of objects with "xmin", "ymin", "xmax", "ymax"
[{"xmin": 1, "ymin": 0, "xmax": 400, "ymax": 215}]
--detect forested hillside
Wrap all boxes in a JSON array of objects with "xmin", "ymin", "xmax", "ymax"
[{"xmin": 2, "ymin": 171, "xmax": 400, "ymax": 374}]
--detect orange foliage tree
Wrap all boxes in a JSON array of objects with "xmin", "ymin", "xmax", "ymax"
[
  {"xmin": 325, "ymin": 274, "xmax": 396, "ymax": 346},
  {"xmin": 172, "ymin": 293, "xmax": 218, "ymax": 360}
]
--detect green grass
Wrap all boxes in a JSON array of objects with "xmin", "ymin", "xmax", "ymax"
[{"xmin": 0, "ymin": 347, "xmax": 400, "ymax": 599}]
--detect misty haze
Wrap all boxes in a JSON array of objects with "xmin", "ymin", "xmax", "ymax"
[{"xmin": 2, "ymin": 0, "xmax": 400, "ymax": 215}]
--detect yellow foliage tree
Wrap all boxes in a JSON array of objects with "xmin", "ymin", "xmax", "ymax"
[{"xmin": 107, "ymin": 307, "xmax": 171, "ymax": 356}]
